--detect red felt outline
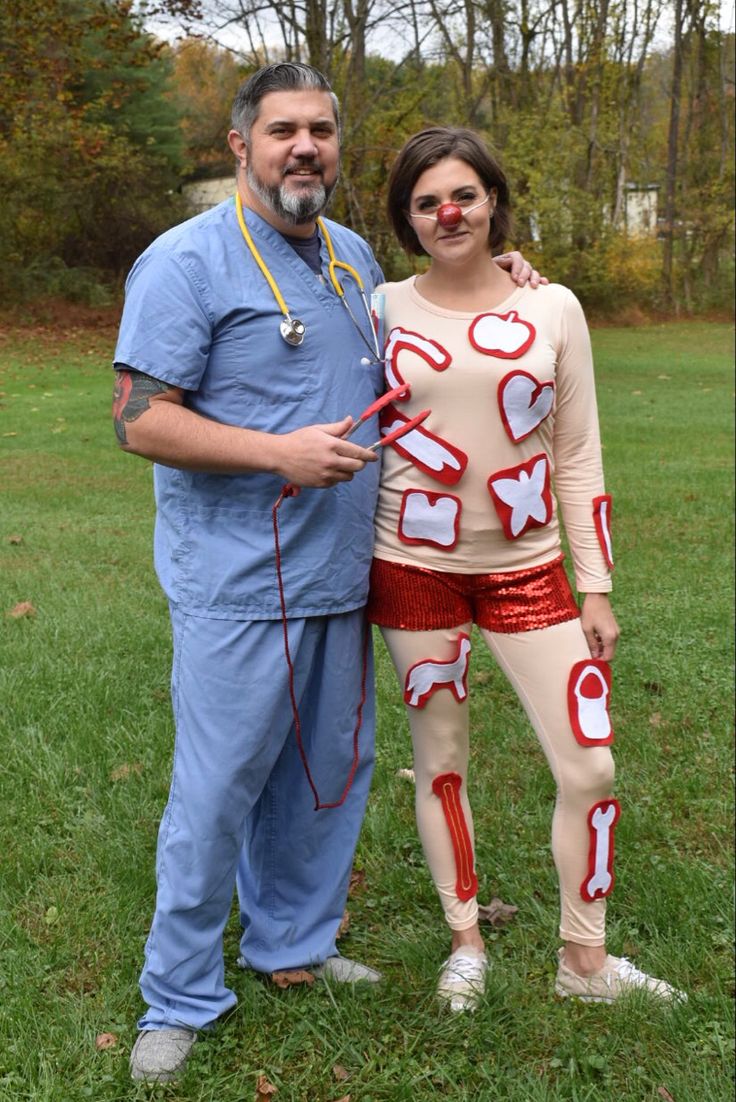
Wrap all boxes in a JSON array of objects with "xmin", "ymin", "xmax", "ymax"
[
  {"xmin": 431, "ymin": 771, "xmax": 478, "ymax": 901},
  {"xmin": 497, "ymin": 369, "xmax": 555, "ymax": 443},
  {"xmin": 398, "ymin": 488, "xmax": 462, "ymax": 549},
  {"xmin": 383, "ymin": 326, "xmax": 452, "ymax": 391},
  {"xmin": 468, "ymin": 310, "xmax": 536, "ymax": 359},
  {"xmin": 486, "ymin": 453, "xmax": 552, "ymax": 540},
  {"xmin": 592, "ymin": 494, "xmax": 614, "ymax": 569},
  {"xmin": 379, "ymin": 404, "xmax": 468, "ymax": 485},
  {"xmin": 580, "ymin": 798, "xmax": 621, "ymax": 902},
  {"xmin": 403, "ymin": 632, "xmax": 471, "ymax": 710},
  {"xmin": 567, "ymin": 659, "xmax": 614, "ymax": 746}
]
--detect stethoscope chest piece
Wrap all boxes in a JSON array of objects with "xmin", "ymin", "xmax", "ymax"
[{"xmin": 280, "ymin": 316, "xmax": 306, "ymax": 347}]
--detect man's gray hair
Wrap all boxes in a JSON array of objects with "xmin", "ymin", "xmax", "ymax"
[{"xmin": 231, "ymin": 63, "xmax": 340, "ymax": 142}]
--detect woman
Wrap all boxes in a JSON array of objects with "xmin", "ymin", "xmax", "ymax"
[{"xmin": 366, "ymin": 127, "xmax": 684, "ymax": 1011}]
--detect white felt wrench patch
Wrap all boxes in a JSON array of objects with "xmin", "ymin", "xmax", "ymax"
[
  {"xmin": 404, "ymin": 633, "xmax": 471, "ymax": 709},
  {"xmin": 379, "ymin": 404, "xmax": 468, "ymax": 485},
  {"xmin": 398, "ymin": 489, "xmax": 461, "ymax": 549},
  {"xmin": 498, "ymin": 370, "xmax": 555, "ymax": 443},
  {"xmin": 581, "ymin": 798, "xmax": 621, "ymax": 902},
  {"xmin": 487, "ymin": 453, "xmax": 552, "ymax": 539},
  {"xmin": 469, "ymin": 310, "xmax": 536, "ymax": 359},
  {"xmin": 568, "ymin": 659, "xmax": 614, "ymax": 746},
  {"xmin": 384, "ymin": 327, "xmax": 451, "ymax": 391}
]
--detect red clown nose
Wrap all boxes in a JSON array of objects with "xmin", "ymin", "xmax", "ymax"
[{"xmin": 436, "ymin": 203, "xmax": 463, "ymax": 228}]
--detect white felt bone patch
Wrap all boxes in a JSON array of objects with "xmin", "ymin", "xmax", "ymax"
[
  {"xmin": 398, "ymin": 489, "xmax": 461, "ymax": 549},
  {"xmin": 580, "ymin": 798, "xmax": 620, "ymax": 902},
  {"xmin": 498, "ymin": 370, "xmax": 555, "ymax": 442},
  {"xmin": 379, "ymin": 404, "xmax": 468, "ymax": 485},
  {"xmin": 383, "ymin": 327, "xmax": 451, "ymax": 391},
  {"xmin": 568, "ymin": 659, "xmax": 614, "ymax": 746},
  {"xmin": 404, "ymin": 633, "xmax": 471, "ymax": 709},
  {"xmin": 593, "ymin": 494, "xmax": 614, "ymax": 569},
  {"xmin": 469, "ymin": 310, "xmax": 536, "ymax": 359},
  {"xmin": 487, "ymin": 453, "xmax": 552, "ymax": 539}
]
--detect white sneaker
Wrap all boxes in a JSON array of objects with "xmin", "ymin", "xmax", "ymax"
[
  {"xmin": 130, "ymin": 1027, "xmax": 197, "ymax": 1082},
  {"xmin": 437, "ymin": 947, "xmax": 488, "ymax": 1013},
  {"xmin": 555, "ymin": 948, "xmax": 687, "ymax": 1004}
]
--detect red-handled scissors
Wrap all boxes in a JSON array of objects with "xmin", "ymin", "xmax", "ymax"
[
  {"xmin": 342, "ymin": 384, "xmax": 411, "ymax": 440},
  {"xmin": 367, "ymin": 408, "xmax": 430, "ymax": 451}
]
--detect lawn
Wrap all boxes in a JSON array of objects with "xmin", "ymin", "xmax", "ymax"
[{"xmin": 0, "ymin": 320, "xmax": 733, "ymax": 1102}]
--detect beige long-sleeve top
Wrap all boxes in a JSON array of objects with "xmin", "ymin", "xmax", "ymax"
[{"xmin": 372, "ymin": 277, "xmax": 612, "ymax": 593}]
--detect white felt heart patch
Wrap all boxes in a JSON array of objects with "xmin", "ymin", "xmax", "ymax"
[{"xmin": 497, "ymin": 370, "xmax": 555, "ymax": 442}]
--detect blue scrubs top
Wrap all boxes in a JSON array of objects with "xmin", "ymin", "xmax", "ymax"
[{"xmin": 114, "ymin": 199, "xmax": 385, "ymax": 620}]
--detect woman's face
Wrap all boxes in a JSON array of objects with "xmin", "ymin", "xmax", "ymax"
[{"xmin": 407, "ymin": 156, "xmax": 496, "ymax": 265}]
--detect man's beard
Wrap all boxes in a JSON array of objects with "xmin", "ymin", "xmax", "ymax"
[{"xmin": 246, "ymin": 160, "xmax": 336, "ymax": 225}]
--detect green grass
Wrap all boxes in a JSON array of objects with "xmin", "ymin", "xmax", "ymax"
[{"xmin": 1, "ymin": 321, "xmax": 733, "ymax": 1101}]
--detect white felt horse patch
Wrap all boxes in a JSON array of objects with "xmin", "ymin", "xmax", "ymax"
[
  {"xmin": 498, "ymin": 370, "xmax": 555, "ymax": 442},
  {"xmin": 404, "ymin": 633, "xmax": 472, "ymax": 709},
  {"xmin": 469, "ymin": 310, "xmax": 536, "ymax": 359}
]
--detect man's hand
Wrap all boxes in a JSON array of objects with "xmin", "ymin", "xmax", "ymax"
[
  {"xmin": 494, "ymin": 251, "xmax": 549, "ymax": 289},
  {"xmin": 273, "ymin": 416, "xmax": 378, "ymax": 488},
  {"xmin": 580, "ymin": 593, "xmax": 620, "ymax": 661}
]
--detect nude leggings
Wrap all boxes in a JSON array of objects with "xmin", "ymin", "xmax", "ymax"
[{"xmin": 381, "ymin": 617, "xmax": 615, "ymax": 945}]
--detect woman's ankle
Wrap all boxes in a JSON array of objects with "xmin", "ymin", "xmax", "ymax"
[
  {"xmin": 450, "ymin": 924, "xmax": 485, "ymax": 955},
  {"xmin": 562, "ymin": 941, "xmax": 607, "ymax": 976}
]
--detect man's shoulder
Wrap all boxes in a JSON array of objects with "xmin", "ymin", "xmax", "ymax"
[
  {"xmin": 143, "ymin": 199, "xmax": 235, "ymax": 259},
  {"xmin": 320, "ymin": 216, "xmax": 374, "ymax": 258}
]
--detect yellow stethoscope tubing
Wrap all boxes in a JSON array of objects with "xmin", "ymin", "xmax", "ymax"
[{"xmin": 234, "ymin": 192, "xmax": 380, "ymax": 359}]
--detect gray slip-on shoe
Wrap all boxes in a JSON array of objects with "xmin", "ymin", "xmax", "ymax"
[
  {"xmin": 130, "ymin": 1027, "xmax": 197, "ymax": 1083},
  {"xmin": 312, "ymin": 955, "xmax": 382, "ymax": 984}
]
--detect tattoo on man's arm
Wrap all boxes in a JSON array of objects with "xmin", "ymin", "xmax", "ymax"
[{"xmin": 113, "ymin": 370, "xmax": 172, "ymax": 445}]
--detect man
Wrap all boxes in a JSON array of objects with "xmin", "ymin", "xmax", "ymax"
[{"xmin": 113, "ymin": 62, "xmax": 539, "ymax": 1083}]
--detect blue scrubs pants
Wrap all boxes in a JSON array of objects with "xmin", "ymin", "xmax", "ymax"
[{"xmin": 138, "ymin": 605, "xmax": 375, "ymax": 1031}]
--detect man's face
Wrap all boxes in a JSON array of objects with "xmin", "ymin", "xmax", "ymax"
[{"xmin": 238, "ymin": 89, "xmax": 340, "ymax": 230}]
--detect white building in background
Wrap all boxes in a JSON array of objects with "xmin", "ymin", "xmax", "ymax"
[
  {"xmin": 182, "ymin": 176, "xmax": 235, "ymax": 214},
  {"xmin": 623, "ymin": 184, "xmax": 660, "ymax": 237}
]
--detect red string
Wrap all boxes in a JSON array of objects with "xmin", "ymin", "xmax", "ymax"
[{"xmin": 272, "ymin": 485, "xmax": 368, "ymax": 811}]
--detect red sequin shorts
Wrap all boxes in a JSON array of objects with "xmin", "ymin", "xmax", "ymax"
[{"xmin": 366, "ymin": 555, "xmax": 580, "ymax": 633}]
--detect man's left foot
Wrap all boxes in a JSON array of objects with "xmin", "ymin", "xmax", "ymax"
[{"xmin": 312, "ymin": 955, "xmax": 382, "ymax": 983}]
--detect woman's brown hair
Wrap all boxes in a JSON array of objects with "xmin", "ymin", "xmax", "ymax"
[{"xmin": 387, "ymin": 127, "xmax": 512, "ymax": 256}]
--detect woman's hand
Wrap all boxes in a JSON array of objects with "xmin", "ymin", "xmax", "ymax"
[{"xmin": 580, "ymin": 593, "xmax": 620, "ymax": 661}]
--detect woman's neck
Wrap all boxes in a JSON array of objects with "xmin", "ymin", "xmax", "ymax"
[{"xmin": 415, "ymin": 252, "xmax": 515, "ymax": 311}]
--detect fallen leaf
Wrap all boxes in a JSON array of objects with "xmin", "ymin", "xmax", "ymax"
[
  {"xmin": 255, "ymin": 1074, "xmax": 278, "ymax": 1099},
  {"xmin": 8, "ymin": 601, "xmax": 36, "ymax": 618},
  {"xmin": 333, "ymin": 1064, "xmax": 350, "ymax": 1081},
  {"xmin": 95, "ymin": 1032, "xmax": 118, "ymax": 1051},
  {"xmin": 348, "ymin": 868, "xmax": 366, "ymax": 895},
  {"xmin": 336, "ymin": 909, "xmax": 350, "ymax": 939},
  {"xmin": 44, "ymin": 905, "xmax": 59, "ymax": 926},
  {"xmin": 332, "ymin": 1096, "xmax": 350, "ymax": 1101},
  {"xmin": 396, "ymin": 767, "xmax": 415, "ymax": 783},
  {"xmin": 657, "ymin": 1088, "xmax": 675, "ymax": 1102},
  {"xmin": 649, "ymin": 712, "xmax": 662, "ymax": 727},
  {"xmin": 478, "ymin": 897, "xmax": 519, "ymax": 928},
  {"xmin": 110, "ymin": 762, "xmax": 143, "ymax": 782},
  {"xmin": 270, "ymin": 969, "xmax": 315, "ymax": 988},
  {"xmin": 7, "ymin": 535, "xmax": 23, "ymax": 545}
]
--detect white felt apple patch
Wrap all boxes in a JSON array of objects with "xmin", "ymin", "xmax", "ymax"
[
  {"xmin": 498, "ymin": 370, "xmax": 555, "ymax": 442},
  {"xmin": 469, "ymin": 310, "xmax": 536, "ymax": 359}
]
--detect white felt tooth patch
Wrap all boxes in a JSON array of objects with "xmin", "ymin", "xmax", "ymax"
[
  {"xmin": 398, "ymin": 489, "xmax": 461, "ymax": 549},
  {"xmin": 404, "ymin": 633, "xmax": 471, "ymax": 709},
  {"xmin": 580, "ymin": 798, "xmax": 620, "ymax": 902},
  {"xmin": 568, "ymin": 659, "xmax": 614, "ymax": 746},
  {"xmin": 379, "ymin": 404, "xmax": 468, "ymax": 485},
  {"xmin": 592, "ymin": 494, "xmax": 614, "ymax": 569},
  {"xmin": 487, "ymin": 453, "xmax": 552, "ymax": 539},
  {"xmin": 498, "ymin": 370, "xmax": 555, "ymax": 442},
  {"xmin": 383, "ymin": 326, "xmax": 451, "ymax": 391},
  {"xmin": 469, "ymin": 310, "xmax": 536, "ymax": 359}
]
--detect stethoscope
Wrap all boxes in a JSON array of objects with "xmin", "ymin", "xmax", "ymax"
[{"xmin": 235, "ymin": 192, "xmax": 382, "ymax": 363}]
